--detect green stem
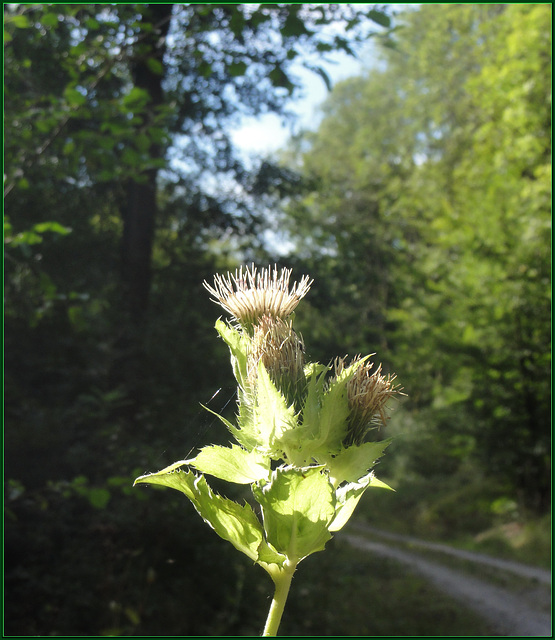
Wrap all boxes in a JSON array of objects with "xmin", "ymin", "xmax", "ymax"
[{"xmin": 262, "ymin": 561, "xmax": 297, "ymax": 636}]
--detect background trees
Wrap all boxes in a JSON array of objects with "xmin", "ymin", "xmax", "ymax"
[{"xmin": 279, "ymin": 3, "xmax": 551, "ymax": 514}]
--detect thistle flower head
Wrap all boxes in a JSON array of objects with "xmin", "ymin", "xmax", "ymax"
[
  {"xmin": 204, "ymin": 264, "xmax": 312, "ymax": 329},
  {"xmin": 336, "ymin": 356, "xmax": 403, "ymax": 446},
  {"xmin": 248, "ymin": 315, "xmax": 306, "ymax": 403}
]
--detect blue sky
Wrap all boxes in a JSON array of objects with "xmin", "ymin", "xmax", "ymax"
[{"xmin": 229, "ymin": 49, "xmax": 367, "ymax": 156}]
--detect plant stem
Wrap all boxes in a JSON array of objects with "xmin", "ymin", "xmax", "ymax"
[{"xmin": 262, "ymin": 561, "xmax": 296, "ymax": 636}]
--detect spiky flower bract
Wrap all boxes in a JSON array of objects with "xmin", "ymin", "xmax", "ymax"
[
  {"xmin": 203, "ymin": 263, "xmax": 313, "ymax": 330},
  {"xmin": 334, "ymin": 355, "xmax": 403, "ymax": 446}
]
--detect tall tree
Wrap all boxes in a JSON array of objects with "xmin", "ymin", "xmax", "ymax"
[
  {"xmin": 4, "ymin": 3, "xmax": 393, "ymax": 322},
  {"xmin": 119, "ymin": 4, "xmax": 173, "ymax": 319}
]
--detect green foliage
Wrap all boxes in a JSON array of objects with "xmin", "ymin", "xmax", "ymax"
[
  {"xmin": 279, "ymin": 3, "xmax": 551, "ymax": 512},
  {"xmin": 4, "ymin": 4, "xmax": 396, "ymax": 634},
  {"xmin": 187, "ymin": 444, "xmax": 271, "ymax": 484},
  {"xmin": 253, "ymin": 467, "xmax": 335, "ymax": 562}
]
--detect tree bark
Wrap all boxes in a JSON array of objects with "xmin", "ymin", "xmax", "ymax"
[{"xmin": 121, "ymin": 4, "xmax": 173, "ymax": 322}]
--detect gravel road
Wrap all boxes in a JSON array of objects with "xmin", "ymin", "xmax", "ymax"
[{"xmin": 342, "ymin": 524, "xmax": 552, "ymax": 637}]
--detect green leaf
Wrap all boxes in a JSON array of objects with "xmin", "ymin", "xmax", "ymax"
[
  {"xmin": 253, "ymin": 466, "xmax": 335, "ymax": 562},
  {"xmin": 228, "ymin": 61, "xmax": 247, "ymax": 77},
  {"xmin": 9, "ymin": 14, "xmax": 31, "ymax": 29},
  {"xmin": 122, "ymin": 87, "xmax": 150, "ymax": 111},
  {"xmin": 201, "ymin": 403, "xmax": 257, "ymax": 451},
  {"xmin": 41, "ymin": 13, "xmax": 60, "ymax": 28},
  {"xmin": 322, "ymin": 439, "xmax": 392, "ymax": 485},
  {"xmin": 254, "ymin": 362, "xmax": 298, "ymax": 456},
  {"xmin": 214, "ymin": 319, "xmax": 250, "ymax": 390},
  {"xmin": 146, "ymin": 57, "xmax": 164, "ymax": 75},
  {"xmin": 313, "ymin": 356, "xmax": 371, "ymax": 455},
  {"xmin": 329, "ymin": 472, "xmax": 374, "ymax": 532},
  {"xmin": 187, "ymin": 444, "xmax": 270, "ymax": 484},
  {"xmin": 134, "ymin": 465, "xmax": 264, "ymax": 563},
  {"xmin": 269, "ymin": 66, "xmax": 294, "ymax": 93},
  {"xmin": 368, "ymin": 475, "xmax": 394, "ymax": 491},
  {"xmin": 329, "ymin": 472, "xmax": 394, "ymax": 533},
  {"xmin": 256, "ymin": 539, "xmax": 287, "ymax": 568},
  {"xmin": 300, "ymin": 362, "xmax": 329, "ymax": 437},
  {"xmin": 63, "ymin": 86, "xmax": 87, "ymax": 107},
  {"xmin": 87, "ymin": 487, "xmax": 111, "ymax": 509},
  {"xmin": 281, "ymin": 12, "xmax": 311, "ymax": 38},
  {"xmin": 367, "ymin": 9, "xmax": 391, "ymax": 28},
  {"xmin": 33, "ymin": 221, "xmax": 72, "ymax": 236},
  {"xmin": 85, "ymin": 17, "xmax": 100, "ymax": 30},
  {"xmin": 312, "ymin": 374, "xmax": 350, "ymax": 455}
]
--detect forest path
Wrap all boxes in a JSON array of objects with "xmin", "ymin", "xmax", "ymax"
[{"xmin": 342, "ymin": 523, "xmax": 551, "ymax": 637}]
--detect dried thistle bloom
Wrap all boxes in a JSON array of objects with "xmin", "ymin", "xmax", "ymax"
[
  {"xmin": 336, "ymin": 356, "xmax": 402, "ymax": 446},
  {"xmin": 203, "ymin": 264, "xmax": 313, "ymax": 329},
  {"xmin": 248, "ymin": 315, "xmax": 306, "ymax": 405}
]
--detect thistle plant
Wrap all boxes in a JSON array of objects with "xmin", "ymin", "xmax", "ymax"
[{"xmin": 134, "ymin": 264, "xmax": 402, "ymax": 636}]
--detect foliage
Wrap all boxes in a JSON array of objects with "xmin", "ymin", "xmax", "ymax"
[
  {"xmin": 4, "ymin": 4, "xmax": 396, "ymax": 637},
  {"xmin": 4, "ymin": 2, "xmax": 550, "ymax": 637},
  {"xmin": 278, "ymin": 4, "xmax": 551, "ymax": 512}
]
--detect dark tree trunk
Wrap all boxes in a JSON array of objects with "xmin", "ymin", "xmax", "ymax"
[{"xmin": 121, "ymin": 4, "xmax": 173, "ymax": 322}]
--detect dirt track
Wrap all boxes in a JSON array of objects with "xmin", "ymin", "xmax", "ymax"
[{"xmin": 342, "ymin": 524, "xmax": 552, "ymax": 637}]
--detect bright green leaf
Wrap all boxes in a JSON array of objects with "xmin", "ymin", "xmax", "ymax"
[
  {"xmin": 214, "ymin": 319, "xmax": 250, "ymax": 390},
  {"xmin": 323, "ymin": 439, "xmax": 392, "ymax": 485},
  {"xmin": 9, "ymin": 14, "xmax": 31, "ymax": 29},
  {"xmin": 41, "ymin": 13, "xmax": 59, "ymax": 28},
  {"xmin": 187, "ymin": 444, "xmax": 270, "ymax": 484},
  {"xmin": 134, "ymin": 465, "xmax": 264, "ymax": 563},
  {"xmin": 254, "ymin": 363, "xmax": 298, "ymax": 456},
  {"xmin": 34, "ymin": 222, "xmax": 72, "ymax": 235},
  {"xmin": 329, "ymin": 473, "xmax": 393, "ymax": 534},
  {"xmin": 329, "ymin": 472, "xmax": 374, "ymax": 532},
  {"xmin": 253, "ymin": 466, "xmax": 335, "ymax": 562}
]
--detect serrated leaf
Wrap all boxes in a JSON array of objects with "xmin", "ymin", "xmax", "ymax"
[
  {"xmin": 323, "ymin": 439, "xmax": 392, "ymax": 485},
  {"xmin": 134, "ymin": 465, "xmax": 264, "ymax": 563},
  {"xmin": 254, "ymin": 363, "xmax": 298, "ymax": 455},
  {"xmin": 257, "ymin": 538, "xmax": 287, "ymax": 568},
  {"xmin": 300, "ymin": 362, "xmax": 329, "ymax": 436},
  {"xmin": 187, "ymin": 444, "xmax": 270, "ymax": 484},
  {"xmin": 312, "ymin": 374, "xmax": 350, "ymax": 454},
  {"xmin": 253, "ymin": 466, "xmax": 335, "ymax": 562},
  {"xmin": 329, "ymin": 471, "xmax": 374, "ymax": 532},
  {"xmin": 214, "ymin": 320, "xmax": 250, "ymax": 390},
  {"xmin": 201, "ymin": 403, "xmax": 258, "ymax": 451},
  {"xmin": 369, "ymin": 475, "xmax": 394, "ymax": 491}
]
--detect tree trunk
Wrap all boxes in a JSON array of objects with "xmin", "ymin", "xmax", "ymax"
[{"xmin": 121, "ymin": 4, "xmax": 173, "ymax": 322}]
